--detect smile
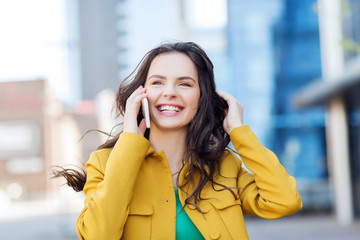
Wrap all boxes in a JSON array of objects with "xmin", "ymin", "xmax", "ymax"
[{"xmin": 157, "ymin": 105, "xmax": 183, "ymax": 113}]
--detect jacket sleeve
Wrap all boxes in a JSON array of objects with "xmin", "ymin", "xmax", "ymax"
[
  {"xmin": 76, "ymin": 132, "xmax": 151, "ymax": 240},
  {"xmin": 230, "ymin": 125, "xmax": 302, "ymax": 219}
]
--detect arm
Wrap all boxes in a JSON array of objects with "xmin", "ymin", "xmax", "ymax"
[
  {"xmin": 76, "ymin": 132, "xmax": 151, "ymax": 240},
  {"xmin": 217, "ymin": 91, "xmax": 302, "ymax": 219},
  {"xmin": 230, "ymin": 125, "xmax": 302, "ymax": 219},
  {"xmin": 76, "ymin": 85, "xmax": 150, "ymax": 239}
]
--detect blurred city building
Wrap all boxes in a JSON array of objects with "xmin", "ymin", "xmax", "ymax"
[
  {"xmin": 0, "ymin": 79, "xmax": 82, "ymax": 208},
  {"xmin": 227, "ymin": 0, "xmax": 281, "ymax": 143},
  {"xmin": 79, "ymin": 0, "xmax": 228, "ymax": 101},
  {"xmin": 227, "ymin": 0, "xmax": 329, "ymax": 212},
  {"xmin": 77, "ymin": 0, "xmax": 119, "ymax": 100},
  {"xmin": 0, "ymin": 79, "xmax": 109, "ymax": 220},
  {"xmin": 1, "ymin": 0, "xmax": 358, "ymax": 230},
  {"xmin": 271, "ymin": 0, "xmax": 328, "ymax": 210},
  {"xmin": 78, "ymin": 0, "xmax": 185, "ymax": 100},
  {"xmin": 181, "ymin": 0, "xmax": 229, "ymax": 88},
  {"xmin": 293, "ymin": 0, "xmax": 360, "ymax": 224}
]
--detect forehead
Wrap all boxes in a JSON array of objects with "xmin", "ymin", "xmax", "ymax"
[{"xmin": 147, "ymin": 52, "xmax": 198, "ymax": 79}]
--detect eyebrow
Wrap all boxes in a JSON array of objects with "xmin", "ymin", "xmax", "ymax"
[{"xmin": 148, "ymin": 74, "xmax": 197, "ymax": 83}]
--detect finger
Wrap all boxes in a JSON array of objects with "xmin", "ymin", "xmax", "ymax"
[
  {"xmin": 131, "ymin": 85, "xmax": 143, "ymax": 95},
  {"xmin": 128, "ymin": 86, "xmax": 146, "ymax": 101},
  {"xmin": 216, "ymin": 91, "xmax": 227, "ymax": 99},
  {"xmin": 133, "ymin": 91, "xmax": 148, "ymax": 103},
  {"xmin": 125, "ymin": 94, "xmax": 148, "ymax": 123},
  {"xmin": 216, "ymin": 91, "xmax": 234, "ymax": 103},
  {"xmin": 126, "ymin": 89, "xmax": 147, "ymax": 112},
  {"xmin": 216, "ymin": 91, "xmax": 231, "ymax": 97}
]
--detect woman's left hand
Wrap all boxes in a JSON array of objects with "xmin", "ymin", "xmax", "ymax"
[{"xmin": 217, "ymin": 91, "xmax": 244, "ymax": 134}]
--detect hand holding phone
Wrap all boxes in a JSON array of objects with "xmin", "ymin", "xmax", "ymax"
[{"xmin": 142, "ymin": 98, "xmax": 151, "ymax": 128}]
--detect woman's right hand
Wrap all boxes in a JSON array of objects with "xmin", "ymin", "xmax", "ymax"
[{"xmin": 123, "ymin": 85, "xmax": 148, "ymax": 136}]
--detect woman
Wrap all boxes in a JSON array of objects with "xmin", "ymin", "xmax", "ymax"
[{"xmin": 55, "ymin": 42, "xmax": 302, "ymax": 240}]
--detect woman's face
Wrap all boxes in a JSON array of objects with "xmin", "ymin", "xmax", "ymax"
[{"xmin": 144, "ymin": 52, "xmax": 201, "ymax": 131}]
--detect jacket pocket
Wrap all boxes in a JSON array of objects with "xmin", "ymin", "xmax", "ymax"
[
  {"xmin": 208, "ymin": 199, "xmax": 245, "ymax": 240},
  {"xmin": 122, "ymin": 204, "xmax": 154, "ymax": 240}
]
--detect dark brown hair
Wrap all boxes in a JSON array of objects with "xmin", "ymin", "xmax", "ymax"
[{"xmin": 53, "ymin": 41, "xmax": 236, "ymax": 211}]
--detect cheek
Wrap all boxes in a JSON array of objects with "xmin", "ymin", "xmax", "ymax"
[
  {"xmin": 144, "ymin": 89, "xmax": 158, "ymax": 111},
  {"xmin": 186, "ymin": 92, "xmax": 200, "ymax": 111},
  {"xmin": 144, "ymin": 87, "xmax": 155, "ymax": 100}
]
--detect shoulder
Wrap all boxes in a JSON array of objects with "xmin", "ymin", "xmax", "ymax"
[
  {"xmin": 218, "ymin": 149, "xmax": 243, "ymax": 177},
  {"xmin": 86, "ymin": 148, "xmax": 113, "ymax": 174}
]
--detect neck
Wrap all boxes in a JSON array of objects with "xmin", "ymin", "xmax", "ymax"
[{"xmin": 149, "ymin": 127, "xmax": 187, "ymax": 174}]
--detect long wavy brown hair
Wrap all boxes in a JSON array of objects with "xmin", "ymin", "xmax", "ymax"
[{"xmin": 53, "ymin": 41, "xmax": 237, "ymax": 211}]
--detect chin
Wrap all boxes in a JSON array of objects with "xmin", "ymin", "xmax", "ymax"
[{"xmin": 152, "ymin": 121, "xmax": 189, "ymax": 131}]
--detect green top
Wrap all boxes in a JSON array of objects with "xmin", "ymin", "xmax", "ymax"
[{"xmin": 175, "ymin": 189, "xmax": 205, "ymax": 240}]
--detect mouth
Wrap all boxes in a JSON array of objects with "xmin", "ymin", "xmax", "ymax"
[{"xmin": 156, "ymin": 104, "xmax": 184, "ymax": 113}]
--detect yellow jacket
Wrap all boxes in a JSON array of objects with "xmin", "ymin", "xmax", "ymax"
[{"xmin": 76, "ymin": 125, "xmax": 302, "ymax": 240}]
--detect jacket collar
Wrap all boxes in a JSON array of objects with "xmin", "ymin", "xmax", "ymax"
[{"xmin": 145, "ymin": 143, "xmax": 157, "ymax": 157}]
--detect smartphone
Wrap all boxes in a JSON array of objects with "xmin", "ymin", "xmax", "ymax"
[{"xmin": 142, "ymin": 98, "xmax": 151, "ymax": 128}]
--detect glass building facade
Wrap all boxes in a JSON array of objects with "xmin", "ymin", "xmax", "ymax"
[
  {"xmin": 227, "ymin": 0, "xmax": 329, "ymax": 211},
  {"xmin": 348, "ymin": 87, "xmax": 360, "ymax": 217},
  {"xmin": 271, "ymin": 0, "xmax": 328, "ymax": 210},
  {"xmin": 345, "ymin": 0, "xmax": 360, "ymax": 217}
]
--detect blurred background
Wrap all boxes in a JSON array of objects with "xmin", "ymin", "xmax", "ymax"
[{"xmin": 0, "ymin": 0, "xmax": 359, "ymax": 239}]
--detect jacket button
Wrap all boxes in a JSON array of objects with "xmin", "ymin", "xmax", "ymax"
[{"xmin": 209, "ymin": 231, "xmax": 220, "ymax": 239}]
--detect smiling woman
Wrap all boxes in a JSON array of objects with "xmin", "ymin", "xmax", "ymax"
[{"xmin": 53, "ymin": 41, "xmax": 302, "ymax": 240}]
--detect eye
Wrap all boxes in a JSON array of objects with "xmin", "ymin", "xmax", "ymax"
[
  {"xmin": 179, "ymin": 82, "xmax": 191, "ymax": 87},
  {"xmin": 152, "ymin": 80, "xmax": 163, "ymax": 85}
]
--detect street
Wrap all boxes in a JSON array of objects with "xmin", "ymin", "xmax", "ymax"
[
  {"xmin": 245, "ymin": 214, "xmax": 360, "ymax": 240},
  {"xmin": 0, "ymin": 212, "xmax": 78, "ymax": 240},
  {"xmin": 0, "ymin": 212, "xmax": 359, "ymax": 239}
]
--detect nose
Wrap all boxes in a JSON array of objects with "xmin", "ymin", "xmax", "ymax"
[{"xmin": 162, "ymin": 83, "xmax": 177, "ymax": 98}]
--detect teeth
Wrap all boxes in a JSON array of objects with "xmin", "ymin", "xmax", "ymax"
[{"xmin": 159, "ymin": 105, "xmax": 181, "ymax": 112}]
